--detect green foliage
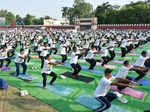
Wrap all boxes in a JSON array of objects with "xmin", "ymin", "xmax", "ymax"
[
  {"xmin": 95, "ymin": 1, "xmax": 150, "ymax": 24},
  {"xmin": 61, "ymin": 0, "xmax": 94, "ymax": 24},
  {"xmin": 0, "ymin": 10, "xmax": 16, "ymax": 25}
]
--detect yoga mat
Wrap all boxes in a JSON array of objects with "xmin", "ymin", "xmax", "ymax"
[
  {"xmin": 75, "ymin": 94, "xmax": 132, "ymax": 112},
  {"xmin": 0, "ymin": 66, "xmax": 12, "ymax": 72},
  {"xmin": 96, "ymin": 62, "xmax": 116, "ymax": 69},
  {"xmin": 117, "ymin": 51, "xmax": 137, "ymax": 56},
  {"xmin": 26, "ymin": 62, "xmax": 34, "ymax": 65},
  {"xmin": 111, "ymin": 86, "xmax": 146, "ymax": 99},
  {"xmin": 10, "ymin": 72, "xmax": 38, "ymax": 81},
  {"xmin": 36, "ymin": 83, "xmax": 73, "ymax": 96},
  {"xmin": 75, "ymin": 94, "xmax": 101, "ymax": 110},
  {"xmin": 81, "ymin": 66, "xmax": 104, "ymax": 74},
  {"xmin": 132, "ymin": 77, "xmax": 150, "ymax": 87},
  {"xmin": 62, "ymin": 72, "xmax": 94, "ymax": 83},
  {"xmin": 112, "ymin": 60, "xmax": 124, "ymax": 64},
  {"xmin": 128, "ymin": 53, "xmax": 137, "ymax": 56},
  {"xmin": 114, "ymin": 72, "xmax": 150, "ymax": 87},
  {"xmin": 64, "ymin": 62, "xmax": 104, "ymax": 75}
]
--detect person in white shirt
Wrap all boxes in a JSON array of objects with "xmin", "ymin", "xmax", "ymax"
[
  {"xmin": 116, "ymin": 60, "xmax": 139, "ymax": 91},
  {"xmin": 70, "ymin": 47, "xmax": 81, "ymax": 77},
  {"xmin": 85, "ymin": 47, "xmax": 100, "ymax": 70},
  {"xmin": 108, "ymin": 39, "xmax": 116, "ymax": 60},
  {"xmin": 60, "ymin": 41, "xmax": 67, "ymax": 63},
  {"xmin": 133, "ymin": 51, "xmax": 149, "ymax": 82},
  {"xmin": 40, "ymin": 42, "xmax": 50, "ymax": 69},
  {"xmin": 94, "ymin": 69, "xmax": 136, "ymax": 112},
  {"xmin": 101, "ymin": 43, "xmax": 111, "ymax": 66},
  {"xmin": 0, "ymin": 46, "xmax": 11, "ymax": 68},
  {"xmin": 15, "ymin": 49, "xmax": 27, "ymax": 77},
  {"xmin": 120, "ymin": 38, "xmax": 127, "ymax": 58},
  {"xmin": 49, "ymin": 39, "xmax": 57, "ymax": 55},
  {"xmin": 41, "ymin": 54, "xmax": 61, "ymax": 88}
]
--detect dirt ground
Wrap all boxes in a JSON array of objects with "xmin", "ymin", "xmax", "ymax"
[{"xmin": 0, "ymin": 86, "xmax": 59, "ymax": 112}]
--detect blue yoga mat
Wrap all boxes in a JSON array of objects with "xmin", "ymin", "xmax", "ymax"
[
  {"xmin": 36, "ymin": 83, "xmax": 73, "ymax": 96},
  {"xmin": 11, "ymin": 72, "xmax": 38, "ymax": 80},
  {"xmin": 75, "ymin": 94, "xmax": 131, "ymax": 112},
  {"xmin": 75, "ymin": 94, "xmax": 101, "ymax": 110},
  {"xmin": 113, "ymin": 73, "xmax": 150, "ymax": 87},
  {"xmin": 65, "ymin": 62, "xmax": 104, "ymax": 75}
]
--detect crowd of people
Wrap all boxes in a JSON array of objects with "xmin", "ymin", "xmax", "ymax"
[{"xmin": 0, "ymin": 28, "xmax": 150, "ymax": 112}]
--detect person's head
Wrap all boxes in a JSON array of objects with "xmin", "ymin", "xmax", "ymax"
[
  {"xmin": 104, "ymin": 69, "xmax": 113, "ymax": 79},
  {"xmin": 141, "ymin": 51, "xmax": 147, "ymax": 57},
  {"xmin": 102, "ymin": 43, "xmax": 107, "ymax": 47},
  {"xmin": 73, "ymin": 47, "xmax": 77, "ymax": 52},
  {"xmin": 2, "ymin": 46, "xmax": 7, "ymax": 51},
  {"xmin": 46, "ymin": 54, "xmax": 52, "ymax": 60},
  {"xmin": 91, "ymin": 46, "xmax": 96, "ymax": 51},
  {"xmin": 61, "ymin": 41, "xmax": 64, "ymax": 44},
  {"xmin": 124, "ymin": 60, "xmax": 130, "ymax": 67},
  {"xmin": 20, "ymin": 49, "xmax": 24, "ymax": 55}
]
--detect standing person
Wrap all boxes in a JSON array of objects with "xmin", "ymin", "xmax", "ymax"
[
  {"xmin": 41, "ymin": 54, "xmax": 61, "ymax": 88},
  {"xmin": 70, "ymin": 47, "xmax": 81, "ymax": 77},
  {"xmin": 15, "ymin": 49, "xmax": 27, "ymax": 77}
]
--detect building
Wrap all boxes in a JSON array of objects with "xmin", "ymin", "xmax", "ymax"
[
  {"xmin": 44, "ymin": 19, "xmax": 69, "ymax": 26},
  {"xmin": 75, "ymin": 18, "xmax": 97, "ymax": 31}
]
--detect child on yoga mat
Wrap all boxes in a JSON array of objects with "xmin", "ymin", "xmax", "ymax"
[
  {"xmin": 94, "ymin": 69, "xmax": 136, "ymax": 112},
  {"xmin": 41, "ymin": 54, "xmax": 62, "ymax": 88}
]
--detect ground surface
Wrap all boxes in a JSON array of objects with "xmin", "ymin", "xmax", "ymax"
[
  {"xmin": 0, "ymin": 86, "xmax": 58, "ymax": 112},
  {"xmin": 0, "ymin": 43, "xmax": 150, "ymax": 112}
]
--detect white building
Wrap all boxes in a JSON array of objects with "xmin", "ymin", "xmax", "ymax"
[{"xmin": 44, "ymin": 19, "xmax": 69, "ymax": 26}]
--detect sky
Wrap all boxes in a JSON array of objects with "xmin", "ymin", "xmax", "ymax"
[{"xmin": 0, "ymin": 0, "xmax": 145, "ymax": 19}]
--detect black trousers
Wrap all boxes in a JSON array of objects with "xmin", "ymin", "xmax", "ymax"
[
  {"xmin": 50, "ymin": 48, "xmax": 57, "ymax": 54},
  {"xmin": 117, "ymin": 76, "xmax": 132, "ymax": 91},
  {"xmin": 144, "ymin": 59, "xmax": 150, "ymax": 69},
  {"xmin": 109, "ymin": 50, "xmax": 115, "ymax": 60},
  {"xmin": 101, "ymin": 56, "xmax": 110, "ymax": 66},
  {"xmin": 134, "ymin": 69, "xmax": 148, "ymax": 81},
  {"xmin": 71, "ymin": 63, "xmax": 81, "ymax": 75},
  {"xmin": 0, "ymin": 58, "xmax": 11, "ymax": 68},
  {"xmin": 40, "ymin": 56, "xmax": 46, "ymax": 69},
  {"xmin": 42, "ymin": 72, "xmax": 57, "ymax": 87},
  {"xmin": 121, "ymin": 47, "xmax": 126, "ymax": 57},
  {"xmin": 86, "ymin": 59, "xmax": 96, "ymax": 70},
  {"xmin": 95, "ymin": 92, "xmax": 117, "ymax": 112},
  {"xmin": 61, "ymin": 55, "xmax": 67, "ymax": 63}
]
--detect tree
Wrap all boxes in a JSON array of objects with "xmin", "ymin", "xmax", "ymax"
[
  {"xmin": 23, "ymin": 14, "xmax": 34, "ymax": 25},
  {"xmin": 61, "ymin": 0, "xmax": 94, "ymax": 24}
]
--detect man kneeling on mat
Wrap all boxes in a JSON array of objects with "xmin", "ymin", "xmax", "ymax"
[
  {"xmin": 41, "ymin": 54, "xmax": 62, "ymax": 89},
  {"xmin": 94, "ymin": 69, "xmax": 136, "ymax": 112}
]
